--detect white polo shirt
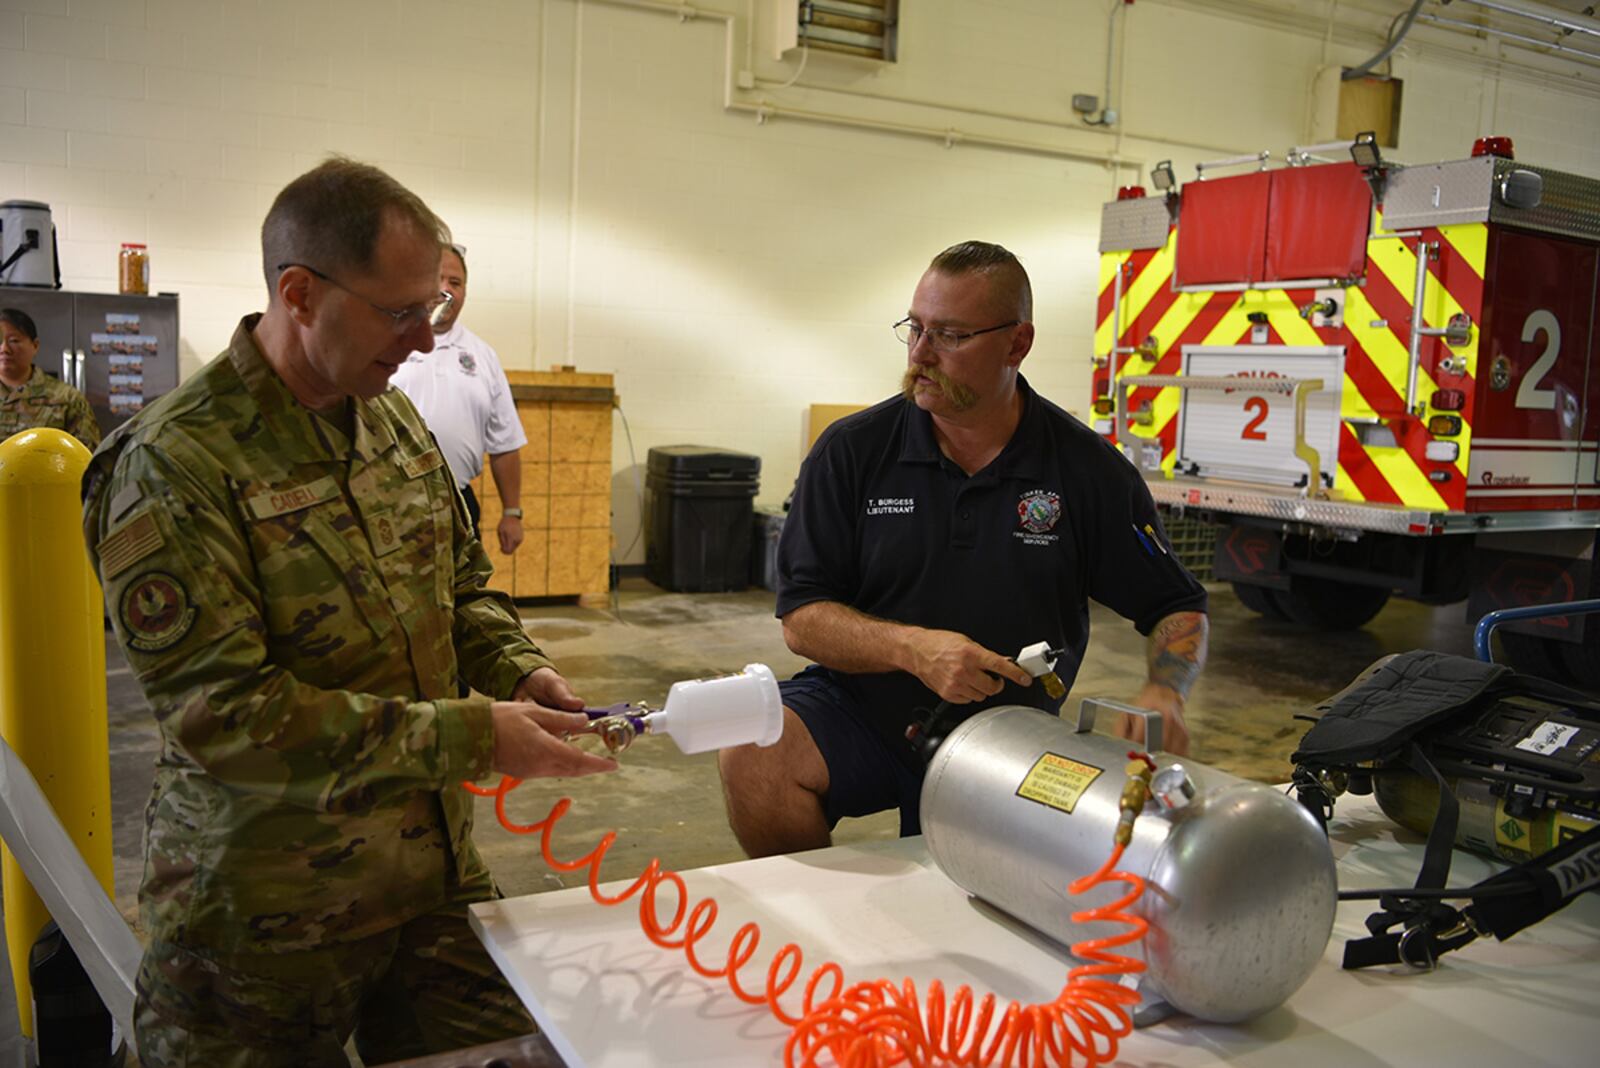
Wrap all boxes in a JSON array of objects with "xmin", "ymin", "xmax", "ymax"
[{"xmin": 390, "ymin": 321, "xmax": 527, "ymax": 489}]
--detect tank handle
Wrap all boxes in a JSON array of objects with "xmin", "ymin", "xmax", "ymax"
[{"xmin": 1073, "ymin": 697, "xmax": 1164, "ymax": 754}]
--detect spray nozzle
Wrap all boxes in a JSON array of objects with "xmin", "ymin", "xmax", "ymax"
[
  {"xmin": 564, "ymin": 665, "xmax": 784, "ymax": 759},
  {"xmin": 1016, "ymin": 641, "xmax": 1067, "ymax": 700}
]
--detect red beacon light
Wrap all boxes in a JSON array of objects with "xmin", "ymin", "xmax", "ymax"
[
  {"xmin": 1117, "ymin": 185, "xmax": 1147, "ymax": 200},
  {"xmin": 1472, "ymin": 136, "xmax": 1515, "ymax": 160}
]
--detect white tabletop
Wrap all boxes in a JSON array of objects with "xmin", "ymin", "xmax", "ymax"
[{"xmin": 470, "ymin": 794, "xmax": 1600, "ymax": 1067}]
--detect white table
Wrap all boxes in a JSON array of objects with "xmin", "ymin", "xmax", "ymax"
[{"xmin": 470, "ymin": 794, "xmax": 1600, "ymax": 1067}]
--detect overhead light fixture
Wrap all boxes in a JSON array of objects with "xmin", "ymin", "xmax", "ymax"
[{"xmin": 1151, "ymin": 160, "xmax": 1175, "ymax": 191}]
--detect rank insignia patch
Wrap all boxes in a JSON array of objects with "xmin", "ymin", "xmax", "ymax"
[{"xmin": 119, "ymin": 571, "xmax": 198, "ymax": 653}]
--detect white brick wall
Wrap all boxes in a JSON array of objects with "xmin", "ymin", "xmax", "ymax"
[
  {"xmin": 3, "ymin": 0, "xmax": 543, "ymax": 376},
  {"xmin": 4, "ymin": 0, "xmax": 1596, "ymax": 565}
]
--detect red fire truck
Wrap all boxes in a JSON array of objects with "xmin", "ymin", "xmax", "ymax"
[{"xmin": 1093, "ymin": 137, "xmax": 1600, "ymax": 688}]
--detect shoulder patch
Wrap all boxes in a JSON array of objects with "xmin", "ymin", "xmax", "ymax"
[
  {"xmin": 98, "ymin": 510, "xmax": 165, "ymax": 579},
  {"xmin": 119, "ymin": 571, "xmax": 198, "ymax": 652},
  {"xmin": 244, "ymin": 476, "xmax": 340, "ymax": 519},
  {"xmin": 108, "ymin": 480, "xmax": 147, "ymax": 523}
]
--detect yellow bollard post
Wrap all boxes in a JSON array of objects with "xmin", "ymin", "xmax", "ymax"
[{"xmin": 0, "ymin": 428, "xmax": 113, "ymax": 1038}]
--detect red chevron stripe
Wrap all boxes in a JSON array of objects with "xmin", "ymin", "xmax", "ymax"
[{"xmin": 1338, "ymin": 421, "xmax": 1399, "ymax": 503}]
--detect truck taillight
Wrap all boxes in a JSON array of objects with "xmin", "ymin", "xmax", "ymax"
[
  {"xmin": 1431, "ymin": 388, "xmax": 1465, "ymax": 411},
  {"xmin": 1472, "ymin": 136, "xmax": 1514, "ymax": 160},
  {"xmin": 1117, "ymin": 186, "xmax": 1147, "ymax": 200},
  {"xmin": 1424, "ymin": 441, "xmax": 1459, "ymax": 463},
  {"xmin": 1428, "ymin": 415, "xmax": 1462, "ymax": 436},
  {"xmin": 1093, "ymin": 397, "xmax": 1114, "ymax": 415}
]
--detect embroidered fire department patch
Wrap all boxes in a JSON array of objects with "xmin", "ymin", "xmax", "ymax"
[
  {"xmin": 1017, "ymin": 490, "xmax": 1062, "ymax": 534},
  {"xmin": 458, "ymin": 352, "xmax": 477, "ymax": 375},
  {"xmin": 119, "ymin": 571, "xmax": 197, "ymax": 653}
]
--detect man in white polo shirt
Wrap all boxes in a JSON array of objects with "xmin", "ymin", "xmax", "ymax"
[{"xmin": 392, "ymin": 242, "xmax": 527, "ymax": 554}]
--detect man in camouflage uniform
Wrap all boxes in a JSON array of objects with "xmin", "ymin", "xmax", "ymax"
[
  {"xmin": 0, "ymin": 307, "xmax": 101, "ymax": 449},
  {"xmin": 81, "ymin": 158, "xmax": 615, "ymax": 1067}
]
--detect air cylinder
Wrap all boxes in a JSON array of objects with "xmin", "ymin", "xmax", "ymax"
[{"xmin": 921, "ymin": 704, "xmax": 1335, "ymax": 1023}]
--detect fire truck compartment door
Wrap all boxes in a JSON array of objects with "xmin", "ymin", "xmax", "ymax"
[
  {"xmin": 1470, "ymin": 229, "xmax": 1599, "ymax": 510},
  {"xmin": 1177, "ymin": 346, "xmax": 1344, "ymax": 488}
]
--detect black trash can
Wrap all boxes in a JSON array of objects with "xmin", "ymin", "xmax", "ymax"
[{"xmin": 645, "ymin": 446, "xmax": 761, "ymax": 592}]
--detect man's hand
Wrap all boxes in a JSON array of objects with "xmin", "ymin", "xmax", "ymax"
[
  {"xmin": 1112, "ymin": 681, "xmax": 1192, "ymax": 755},
  {"xmin": 490, "ymin": 702, "xmax": 617, "ymax": 779},
  {"xmin": 497, "ymin": 514, "xmax": 524, "ymax": 555},
  {"xmin": 909, "ymin": 630, "xmax": 1034, "ymax": 704},
  {"xmin": 513, "ymin": 666, "xmax": 583, "ymax": 710}
]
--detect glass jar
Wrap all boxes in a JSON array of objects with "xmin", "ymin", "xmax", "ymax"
[{"xmin": 118, "ymin": 243, "xmax": 148, "ymax": 295}]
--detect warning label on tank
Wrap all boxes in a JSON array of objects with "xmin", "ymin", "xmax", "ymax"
[{"xmin": 1016, "ymin": 753, "xmax": 1103, "ymax": 814}]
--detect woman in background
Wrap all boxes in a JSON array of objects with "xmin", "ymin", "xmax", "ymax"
[{"xmin": 0, "ymin": 307, "xmax": 100, "ymax": 449}]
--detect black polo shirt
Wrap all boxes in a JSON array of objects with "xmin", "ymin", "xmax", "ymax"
[{"xmin": 776, "ymin": 374, "xmax": 1208, "ymax": 755}]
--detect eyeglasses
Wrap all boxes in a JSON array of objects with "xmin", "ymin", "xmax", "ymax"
[
  {"xmin": 893, "ymin": 317, "xmax": 1018, "ymax": 353},
  {"xmin": 277, "ymin": 263, "xmax": 454, "ymax": 332}
]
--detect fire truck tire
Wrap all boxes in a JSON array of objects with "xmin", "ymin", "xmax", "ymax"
[
  {"xmin": 1274, "ymin": 576, "xmax": 1389, "ymax": 630},
  {"xmin": 1231, "ymin": 581, "xmax": 1290, "ymax": 620},
  {"xmin": 1497, "ymin": 631, "xmax": 1575, "ymax": 687}
]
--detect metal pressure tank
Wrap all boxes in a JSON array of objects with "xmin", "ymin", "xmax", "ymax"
[{"xmin": 921, "ymin": 702, "xmax": 1336, "ymax": 1023}]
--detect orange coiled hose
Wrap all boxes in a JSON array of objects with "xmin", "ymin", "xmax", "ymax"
[{"xmin": 465, "ymin": 774, "xmax": 1149, "ymax": 1068}]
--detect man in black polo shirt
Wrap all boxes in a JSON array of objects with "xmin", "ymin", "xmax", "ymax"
[{"xmin": 717, "ymin": 240, "xmax": 1209, "ymax": 857}]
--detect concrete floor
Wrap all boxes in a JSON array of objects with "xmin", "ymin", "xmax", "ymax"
[{"xmin": 99, "ymin": 575, "xmax": 1483, "ymax": 914}]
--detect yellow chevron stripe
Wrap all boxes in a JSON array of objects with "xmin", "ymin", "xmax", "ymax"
[
  {"xmin": 1097, "ymin": 251, "xmax": 1128, "ymax": 301},
  {"xmin": 1146, "ymin": 290, "xmax": 1214, "ymax": 365},
  {"xmin": 1094, "ymin": 252, "xmax": 1129, "ymax": 355},
  {"xmin": 1439, "ymin": 222, "xmax": 1487, "ymax": 276},
  {"xmin": 1340, "ymin": 372, "xmax": 1374, "ymax": 419},
  {"xmin": 1200, "ymin": 293, "xmax": 1251, "ymax": 345},
  {"xmin": 1335, "ymin": 462, "xmax": 1366, "ymax": 503},
  {"xmin": 1366, "ymin": 440, "xmax": 1449, "ymax": 510},
  {"xmin": 1124, "ymin": 243, "xmax": 1175, "ymax": 329},
  {"xmin": 1342, "ymin": 287, "xmax": 1425, "ymax": 403},
  {"xmin": 1265, "ymin": 300, "xmax": 1322, "ymax": 347}
]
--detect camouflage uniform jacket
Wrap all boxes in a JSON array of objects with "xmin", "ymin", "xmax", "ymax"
[
  {"xmin": 0, "ymin": 365, "xmax": 101, "ymax": 449},
  {"xmin": 81, "ymin": 316, "xmax": 551, "ymax": 954}
]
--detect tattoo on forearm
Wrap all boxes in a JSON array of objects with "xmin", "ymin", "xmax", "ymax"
[{"xmin": 1148, "ymin": 613, "xmax": 1208, "ymax": 697}]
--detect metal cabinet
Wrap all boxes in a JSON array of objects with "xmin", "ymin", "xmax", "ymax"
[{"xmin": 0, "ymin": 287, "xmax": 179, "ymax": 439}]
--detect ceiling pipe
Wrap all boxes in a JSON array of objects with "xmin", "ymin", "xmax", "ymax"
[
  {"xmin": 1422, "ymin": 11, "xmax": 1600, "ymax": 63},
  {"xmin": 1451, "ymin": 0, "xmax": 1600, "ymax": 40}
]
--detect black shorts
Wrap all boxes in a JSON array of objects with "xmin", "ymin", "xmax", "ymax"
[{"xmin": 779, "ymin": 666, "xmax": 927, "ymax": 837}]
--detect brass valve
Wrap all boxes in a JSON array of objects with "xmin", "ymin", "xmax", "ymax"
[{"xmin": 1115, "ymin": 756, "xmax": 1156, "ymax": 847}]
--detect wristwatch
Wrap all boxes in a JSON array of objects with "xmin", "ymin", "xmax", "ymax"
[{"xmin": 502, "ymin": 507, "xmax": 524, "ymax": 518}]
